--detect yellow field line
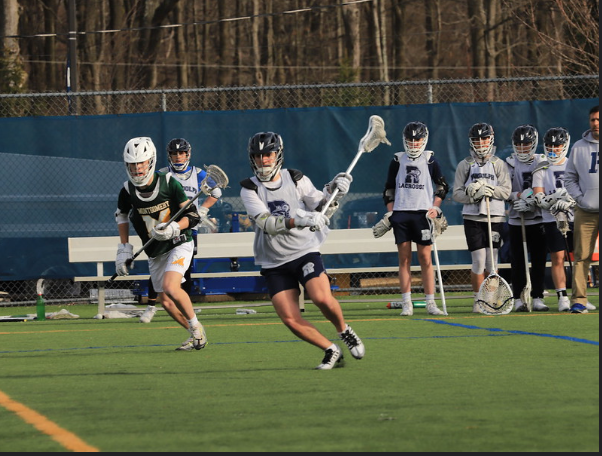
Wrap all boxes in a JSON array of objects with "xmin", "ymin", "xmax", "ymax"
[{"xmin": 0, "ymin": 390, "xmax": 99, "ymax": 452}]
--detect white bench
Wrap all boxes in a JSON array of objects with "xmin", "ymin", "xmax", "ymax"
[{"xmin": 69, "ymin": 226, "xmax": 473, "ymax": 314}]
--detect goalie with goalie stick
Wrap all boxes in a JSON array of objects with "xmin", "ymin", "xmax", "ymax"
[
  {"xmin": 452, "ymin": 122, "xmax": 512, "ymax": 313},
  {"xmin": 136, "ymin": 138, "xmax": 223, "ymax": 325},
  {"xmin": 372, "ymin": 121, "xmax": 449, "ymax": 317},
  {"xmin": 114, "ymin": 137, "xmax": 208, "ymax": 351},
  {"xmin": 532, "ymin": 127, "xmax": 577, "ymax": 312},
  {"xmin": 505, "ymin": 124, "xmax": 549, "ymax": 312},
  {"xmin": 240, "ymin": 131, "xmax": 365, "ymax": 370}
]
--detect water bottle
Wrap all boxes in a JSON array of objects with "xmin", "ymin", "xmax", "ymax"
[{"xmin": 36, "ymin": 294, "xmax": 46, "ymax": 321}]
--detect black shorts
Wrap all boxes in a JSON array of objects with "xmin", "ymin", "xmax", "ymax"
[
  {"xmin": 463, "ymin": 219, "xmax": 503, "ymax": 251},
  {"xmin": 390, "ymin": 211, "xmax": 432, "ymax": 245},
  {"xmin": 543, "ymin": 221, "xmax": 573, "ymax": 253},
  {"xmin": 260, "ymin": 252, "xmax": 326, "ymax": 298}
]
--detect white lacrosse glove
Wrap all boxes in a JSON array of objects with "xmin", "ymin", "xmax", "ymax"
[
  {"xmin": 295, "ymin": 209, "xmax": 330, "ymax": 231},
  {"xmin": 151, "ymin": 221, "xmax": 181, "ymax": 241},
  {"xmin": 465, "ymin": 180, "xmax": 484, "ymax": 199},
  {"xmin": 372, "ymin": 211, "xmax": 392, "ymax": 238},
  {"xmin": 198, "ymin": 206, "xmax": 210, "ymax": 224},
  {"xmin": 209, "ymin": 187, "xmax": 222, "ymax": 199},
  {"xmin": 550, "ymin": 199, "xmax": 574, "ymax": 215},
  {"xmin": 326, "ymin": 172, "xmax": 353, "ymax": 200},
  {"xmin": 466, "ymin": 180, "xmax": 493, "ymax": 203},
  {"xmin": 473, "ymin": 183, "xmax": 494, "ymax": 202},
  {"xmin": 116, "ymin": 243, "xmax": 134, "ymax": 276},
  {"xmin": 513, "ymin": 190, "xmax": 536, "ymax": 212}
]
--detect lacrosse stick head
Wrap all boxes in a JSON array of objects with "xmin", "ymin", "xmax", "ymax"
[
  {"xmin": 555, "ymin": 210, "xmax": 571, "ymax": 238},
  {"xmin": 200, "ymin": 164, "xmax": 229, "ymax": 195},
  {"xmin": 476, "ymin": 274, "xmax": 514, "ymax": 315},
  {"xmin": 358, "ymin": 115, "xmax": 392, "ymax": 153}
]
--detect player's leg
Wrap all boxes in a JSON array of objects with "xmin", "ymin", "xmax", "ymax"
[
  {"xmin": 527, "ymin": 223, "xmax": 549, "ymax": 311},
  {"xmin": 416, "ymin": 243, "xmax": 444, "ymax": 315},
  {"xmin": 139, "ymin": 279, "xmax": 159, "ymax": 323}
]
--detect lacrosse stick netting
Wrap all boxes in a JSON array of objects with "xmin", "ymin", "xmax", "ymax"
[{"xmin": 201, "ymin": 164, "xmax": 230, "ymax": 195}]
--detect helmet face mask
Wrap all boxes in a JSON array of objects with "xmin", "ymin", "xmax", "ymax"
[
  {"xmin": 403, "ymin": 121, "xmax": 429, "ymax": 159},
  {"xmin": 123, "ymin": 137, "xmax": 156, "ymax": 187},
  {"xmin": 512, "ymin": 124, "xmax": 539, "ymax": 163},
  {"xmin": 469, "ymin": 122, "xmax": 495, "ymax": 163},
  {"xmin": 248, "ymin": 132, "xmax": 284, "ymax": 182},
  {"xmin": 543, "ymin": 127, "xmax": 570, "ymax": 164},
  {"xmin": 167, "ymin": 138, "xmax": 191, "ymax": 173}
]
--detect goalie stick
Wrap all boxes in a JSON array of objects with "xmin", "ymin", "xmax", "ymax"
[
  {"xmin": 519, "ymin": 213, "xmax": 533, "ymax": 312},
  {"xmin": 427, "ymin": 215, "xmax": 448, "ymax": 316},
  {"xmin": 475, "ymin": 197, "xmax": 514, "ymax": 315},
  {"xmin": 108, "ymin": 164, "xmax": 229, "ymax": 283}
]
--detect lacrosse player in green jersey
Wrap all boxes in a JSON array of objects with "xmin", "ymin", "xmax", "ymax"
[{"xmin": 114, "ymin": 137, "xmax": 207, "ymax": 351}]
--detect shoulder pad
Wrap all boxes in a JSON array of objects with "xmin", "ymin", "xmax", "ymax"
[
  {"xmin": 158, "ymin": 166, "xmax": 169, "ymax": 173},
  {"xmin": 123, "ymin": 181, "xmax": 131, "ymax": 194},
  {"xmin": 287, "ymin": 168, "xmax": 304, "ymax": 182},
  {"xmin": 240, "ymin": 178, "xmax": 258, "ymax": 192},
  {"xmin": 464, "ymin": 156, "xmax": 475, "ymax": 165},
  {"xmin": 490, "ymin": 156, "xmax": 500, "ymax": 163},
  {"xmin": 505, "ymin": 156, "xmax": 516, "ymax": 168},
  {"xmin": 426, "ymin": 150, "xmax": 434, "ymax": 163},
  {"xmin": 533, "ymin": 160, "xmax": 550, "ymax": 173},
  {"xmin": 394, "ymin": 151, "xmax": 405, "ymax": 162}
]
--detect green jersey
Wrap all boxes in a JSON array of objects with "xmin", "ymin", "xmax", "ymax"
[{"xmin": 117, "ymin": 172, "xmax": 192, "ymax": 258}]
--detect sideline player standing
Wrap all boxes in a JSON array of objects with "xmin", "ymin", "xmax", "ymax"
[
  {"xmin": 138, "ymin": 138, "xmax": 222, "ymax": 324},
  {"xmin": 452, "ymin": 123, "xmax": 512, "ymax": 313},
  {"xmin": 505, "ymin": 124, "xmax": 548, "ymax": 312},
  {"xmin": 532, "ymin": 127, "xmax": 576, "ymax": 312},
  {"xmin": 372, "ymin": 121, "xmax": 449, "ymax": 316},
  {"xmin": 114, "ymin": 137, "xmax": 207, "ymax": 351},
  {"xmin": 240, "ymin": 131, "xmax": 365, "ymax": 370},
  {"xmin": 564, "ymin": 105, "xmax": 599, "ymax": 313}
]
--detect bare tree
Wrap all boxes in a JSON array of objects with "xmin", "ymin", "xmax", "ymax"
[{"xmin": 0, "ymin": 0, "xmax": 26, "ymax": 91}]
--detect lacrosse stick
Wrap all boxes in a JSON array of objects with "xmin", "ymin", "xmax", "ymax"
[
  {"xmin": 108, "ymin": 165, "xmax": 229, "ymax": 283},
  {"xmin": 555, "ymin": 210, "xmax": 573, "ymax": 276},
  {"xmin": 427, "ymin": 215, "xmax": 447, "ymax": 316},
  {"xmin": 519, "ymin": 213, "xmax": 533, "ymax": 312},
  {"xmin": 475, "ymin": 197, "xmax": 514, "ymax": 315},
  {"xmin": 320, "ymin": 115, "xmax": 391, "ymax": 216}
]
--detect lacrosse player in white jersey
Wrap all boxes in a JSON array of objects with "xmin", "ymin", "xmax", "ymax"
[
  {"xmin": 240, "ymin": 131, "xmax": 365, "ymax": 370},
  {"xmin": 114, "ymin": 137, "xmax": 207, "ymax": 351},
  {"xmin": 135, "ymin": 138, "xmax": 222, "ymax": 324},
  {"xmin": 505, "ymin": 124, "xmax": 548, "ymax": 312},
  {"xmin": 372, "ymin": 121, "xmax": 449, "ymax": 316},
  {"xmin": 452, "ymin": 123, "xmax": 512, "ymax": 313},
  {"xmin": 532, "ymin": 127, "xmax": 576, "ymax": 312}
]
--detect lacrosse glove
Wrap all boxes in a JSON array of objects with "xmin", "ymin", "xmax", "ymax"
[
  {"xmin": 326, "ymin": 172, "xmax": 353, "ymax": 201},
  {"xmin": 295, "ymin": 209, "xmax": 330, "ymax": 231},
  {"xmin": 116, "ymin": 243, "xmax": 134, "ymax": 276},
  {"xmin": 151, "ymin": 221, "xmax": 181, "ymax": 241},
  {"xmin": 372, "ymin": 211, "xmax": 392, "ymax": 238}
]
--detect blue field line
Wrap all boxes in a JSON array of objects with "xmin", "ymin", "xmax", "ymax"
[{"xmin": 421, "ymin": 319, "xmax": 599, "ymax": 346}]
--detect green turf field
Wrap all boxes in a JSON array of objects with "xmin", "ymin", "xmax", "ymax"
[{"xmin": 0, "ymin": 294, "xmax": 598, "ymax": 452}]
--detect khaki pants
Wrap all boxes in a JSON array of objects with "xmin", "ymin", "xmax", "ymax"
[{"xmin": 571, "ymin": 207, "xmax": 599, "ymax": 305}]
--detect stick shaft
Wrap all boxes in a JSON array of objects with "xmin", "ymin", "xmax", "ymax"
[
  {"xmin": 520, "ymin": 214, "xmax": 531, "ymax": 287},
  {"xmin": 486, "ymin": 197, "xmax": 496, "ymax": 271},
  {"xmin": 319, "ymin": 149, "xmax": 364, "ymax": 216}
]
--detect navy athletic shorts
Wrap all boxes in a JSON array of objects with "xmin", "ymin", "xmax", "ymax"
[
  {"xmin": 463, "ymin": 218, "xmax": 503, "ymax": 251},
  {"xmin": 260, "ymin": 252, "xmax": 326, "ymax": 298},
  {"xmin": 542, "ymin": 221, "xmax": 573, "ymax": 254},
  {"xmin": 389, "ymin": 210, "xmax": 432, "ymax": 245}
]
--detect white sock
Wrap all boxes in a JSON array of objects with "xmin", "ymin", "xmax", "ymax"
[
  {"xmin": 326, "ymin": 343, "xmax": 338, "ymax": 352},
  {"xmin": 425, "ymin": 294, "xmax": 435, "ymax": 301},
  {"xmin": 147, "ymin": 305, "xmax": 156, "ymax": 309},
  {"xmin": 402, "ymin": 292, "xmax": 411, "ymax": 302},
  {"xmin": 187, "ymin": 316, "xmax": 199, "ymax": 328},
  {"xmin": 337, "ymin": 324, "xmax": 349, "ymax": 336}
]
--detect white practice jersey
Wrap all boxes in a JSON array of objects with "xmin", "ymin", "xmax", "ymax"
[
  {"xmin": 506, "ymin": 154, "xmax": 544, "ymax": 226},
  {"xmin": 240, "ymin": 169, "xmax": 328, "ymax": 269},
  {"xmin": 532, "ymin": 160, "xmax": 573, "ymax": 223},
  {"xmin": 159, "ymin": 166, "xmax": 202, "ymax": 209},
  {"xmin": 392, "ymin": 152, "xmax": 435, "ymax": 211},
  {"xmin": 462, "ymin": 159, "xmax": 506, "ymax": 217}
]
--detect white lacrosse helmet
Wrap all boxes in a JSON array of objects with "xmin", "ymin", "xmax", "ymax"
[
  {"xmin": 248, "ymin": 132, "xmax": 284, "ymax": 182},
  {"xmin": 512, "ymin": 124, "xmax": 539, "ymax": 163},
  {"xmin": 123, "ymin": 137, "xmax": 156, "ymax": 187},
  {"xmin": 403, "ymin": 121, "xmax": 429, "ymax": 159},
  {"xmin": 543, "ymin": 127, "xmax": 570, "ymax": 164},
  {"xmin": 469, "ymin": 122, "xmax": 495, "ymax": 164}
]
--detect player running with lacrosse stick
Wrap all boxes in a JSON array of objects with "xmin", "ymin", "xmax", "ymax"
[
  {"xmin": 505, "ymin": 125, "xmax": 548, "ymax": 312},
  {"xmin": 114, "ymin": 137, "xmax": 223, "ymax": 351},
  {"xmin": 452, "ymin": 123, "xmax": 512, "ymax": 314},
  {"xmin": 532, "ymin": 127, "xmax": 576, "ymax": 312},
  {"xmin": 134, "ymin": 138, "xmax": 224, "ymax": 325},
  {"xmin": 240, "ymin": 131, "xmax": 372, "ymax": 370},
  {"xmin": 372, "ymin": 121, "xmax": 449, "ymax": 316}
]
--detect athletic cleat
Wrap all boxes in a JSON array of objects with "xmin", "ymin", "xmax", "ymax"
[
  {"xmin": 339, "ymin": 325, "xmax": 365, "ymax": 359},
  {"xmin": 399, "ymin": 301, "xmax": 413, "ymax": 316},
  {"xmin": 533, "ymin": 298, "xmax": 549, "ymax": 311},
  {"xmin": 585, "ymin": 302, "xmax": 597, "ymax": 311},
  {"xmin": 175, "ymin": 337, "xmax": 194, "ymax": 351},
  {"xmin": 139, "ymin": 305, "xmax": 157, "ymax": 323},
  {"xmin": 191, "ymin": 323, "xmax": 208, "ymax": 350},
  {"xmin": 514, "ymin": 299, "xmax": 528, "ymax": 312},
  {"xmin": 426, "ymin": 300, "xmax": 444, "ymax": 315},
  {"xmin": 570, "ymin": 303, "xmax": 588, "ymax": 314},
  {"xmin": 315, "ymin": 345, "xmax": 345, "ymax": 370},
  {"xmin": 558, "ymin": 296, "xmax": 570, "ymax": 312}
]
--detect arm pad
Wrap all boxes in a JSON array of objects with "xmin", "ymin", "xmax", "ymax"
[
  {"xmin": 254, "ymin": 213, "xmax": 289, "ymax": 235},
  {"xmin": 434, "ymin": 176, "xmax": 449, "ymax": 200},
  {"xmin": 181, "ymin": 204, "xmax": 201, "ymax": 229}
]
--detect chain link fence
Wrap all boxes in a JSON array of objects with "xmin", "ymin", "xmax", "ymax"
[{"xmin": 0, "ymin": 75, "xmax": 598, "ymax": 308}]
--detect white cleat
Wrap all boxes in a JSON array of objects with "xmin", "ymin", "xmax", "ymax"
[
  {"xmin": 190, "ymin": 323, "xmax": 208, "ymax": 350},
  {"xmin": 139, "ymin": 305, "xmax": 157, "ymax": 323},
  {"xmin": 426, "ymin": 300, "xmax": 444, "ymax": 316},
  {"xmin": 533, "ymin": 298, "xmax": 549, "ymax": 311},
  {"xmin": 339, "ymin": 325, "xmax": 365, "ymax": 359},
  {"xmin": 315, "ymin": 345, "xmax": 345, "ymax": 370},
  {"xmin": 585, "ymin": 302, "xmax": 597, "ymax": 311},
  {"xmin": 399, "ymin": 301, "xmax": 413, "ymax": 316},
  {"xmin": 175, "ymin": 336, "xmax": 194, "ymax": 351},
  {"xmin": 514, "ymin": 299, "xmax": 528, "ymax": 312},
  {"xmin": 558, "ymin": 296, "xmax": 571, "ymax": 312}
]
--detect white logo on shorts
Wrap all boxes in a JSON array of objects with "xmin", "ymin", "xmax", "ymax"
[
  {"xmin": 421, "ymin": 229, "xmax": 432, "ymax": 241},
  {"xmin": 302, "ymin": 262, "xmax": 315, "ymax": 277}
]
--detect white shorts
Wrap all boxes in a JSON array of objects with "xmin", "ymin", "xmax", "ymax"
[{"xmin": 148, "ymin": 241, "xmax": 194, "ymax": 293}]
